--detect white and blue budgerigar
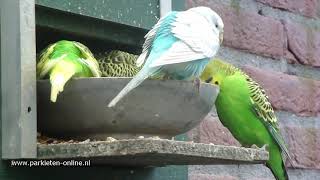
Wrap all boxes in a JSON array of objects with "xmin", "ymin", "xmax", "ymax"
[{"xmin": 108, "ymin": 6, "xmax": 224, "ymax": 107}]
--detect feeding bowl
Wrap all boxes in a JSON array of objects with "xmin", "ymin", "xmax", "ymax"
[{"xmin": 37, "ymin": 78, "xmax": 219, "ymax": 139}]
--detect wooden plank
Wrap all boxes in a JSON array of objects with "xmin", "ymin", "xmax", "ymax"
[
  {"xmin": 1, "ymin": 0, "xmax": 37, "ymax": 158},
  {"xmin": 160, "ymin": 0, "xmax": 172, "ymax": 17},
  {"xmin": 36, "ymin": 0, "xmax": 160, "ymax": 30},
  {"xmin": 35, "ymin": 0, "xmax": 186, "ymax": 53},
  {"xmin": 172, "ymin": 0, "xmax": 186, "ymax": 11},
  {"xmin": 35, "ymin": 6, "xmax": 147, "ymax": 53},
  {"xmin": 37, "ymin": 139, "xmax": 269, "ymax": 165}
]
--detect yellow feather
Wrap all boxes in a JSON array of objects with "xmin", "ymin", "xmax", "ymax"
[{"xmin": 49, "ymin": 62, "xmax": 76, "ymax": 103}]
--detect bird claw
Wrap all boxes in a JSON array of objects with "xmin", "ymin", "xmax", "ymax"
[
  {"xmin": 250, "ymin": 144, "xmax": 268, "ymax": 151},
  {"xmin": 148, "ymin": 136, "xmax": 161, "ymax": 140},
  {"xmin": 260, "ymin": 144, "xmax": 268, "ymax": 151},
  {"xmin": 106, "ymin": 137, "xmax": 117, "ymax": 142},
  {"xmin": 250, "ymin": 144, "xmax": 259, "ymax": 149}
]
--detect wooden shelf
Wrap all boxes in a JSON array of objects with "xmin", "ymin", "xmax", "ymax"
[{"xmin": 38, "ymin": 139, "xmax": 268, "ymax": 166}]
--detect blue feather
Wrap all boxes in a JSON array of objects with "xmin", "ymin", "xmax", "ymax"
[
  {"xmin": 148, "ymin": 12, "xmax": 210, "ymax": 80},
  {"xmin": 160, "ymin": 58, "xmax": 210, "ymax": 80},
  {"xmin": 145, "ymin": 12, "xmax": 178, "ymax": 66},
  {"xmin": 108, "ymin": 11, "xmax": 211, "ymax": 107}
]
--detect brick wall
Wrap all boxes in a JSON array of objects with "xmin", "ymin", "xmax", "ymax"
[{"xmin": 186, "ymin": 0, "xmax": 320, "ymax": 179}]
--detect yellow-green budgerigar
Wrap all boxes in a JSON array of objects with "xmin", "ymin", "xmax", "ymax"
[
  {"xmin": 96, "ymin": 50, "xmax": 141, "ymax": 77},
  {"xmin": 37, "ymin": 40, "xmax": 101, "ymax": 102},
  {"xmin": 200, "ymin": 59, "xmax": 292, "ymax": 180}
]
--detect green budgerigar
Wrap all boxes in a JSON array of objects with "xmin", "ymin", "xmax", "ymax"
[
  {"xmin": 200, "ymin": 59, "xmax": 292, "ymax": 180},
  {"xmin": 96, "ymin": 50, "xmax": 142, "ymax": 77},
  {"xmin": 37, "ymin": 40, "xmax": 101, "ymax": 102}
]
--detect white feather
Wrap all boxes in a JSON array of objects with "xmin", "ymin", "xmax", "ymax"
[
  {"xmin": 136, "ymin": 51, "xmax": 147, "ymax": 67},
  {"xmin": 136, "ymin": 13, "xmax": 170, "ymax": 67},
  {"xmin": 149, "ymin": 10, "xmax": 220, "ymax": 67},
  {"xmin": 107, "ymin": 66, "xmax": 160, "ymax": 107},
  {"xmin": 149, "ymin": 41, "xmax": 207, "ymax": 67}
]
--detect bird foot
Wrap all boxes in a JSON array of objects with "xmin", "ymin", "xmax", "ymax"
[
  {"xmin": 250, "ymin": 144, "xmax": 268, "ymax": 151},
  {"xmin": 148, "ymin": 136, "xmax": 161, "ymax": 140},
  {"xmin": 81, "ymin": 139, "xmax": 91, "ymax": 143},
  {"xmin": 106, "ymin": 137, "xmax": 117, "ymax": 142},
  {"xmin": 260, "ymin": 144, "xmax": 268, "ymax": 151},
  {"xmin": 250, "ymin": 144, "xmax": 259, "ymax": 149},
  {"xmin": 193, "ymin": 77, "xmax": 201, "ymax": 93}
]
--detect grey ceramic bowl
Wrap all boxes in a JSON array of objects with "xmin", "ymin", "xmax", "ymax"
[{"xmin": 37, "ymin": 78, "xmax": 219, "ymax": 140}]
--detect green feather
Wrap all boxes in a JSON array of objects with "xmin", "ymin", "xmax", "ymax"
[
  {"xmin": 201, "ymin": 59, "xmax": 292, "ymax": 180},
  {"xmin": 36, "ymin": 40, "xmax": 101, "ymax": 102},
  {"xmin": 96, "ymin": 50, "xmax": 141, "ymax": 77}
]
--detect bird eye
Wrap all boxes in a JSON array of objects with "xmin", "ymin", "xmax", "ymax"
[
  {"xmin": 214, "ymin": 81, "xmax": 219, "ymax": 85},
  {"xmin": 205, "ymin": 77, "xmax": 213, "ymax": 83},
  {"xmin": 215, "ymin": 24, "xmax": 219, "ymax": 28}
]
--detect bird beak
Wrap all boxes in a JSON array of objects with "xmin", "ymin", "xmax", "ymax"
[{"xmin": 219, "ymin": 31, "xmax": 224, "ymax": 44}]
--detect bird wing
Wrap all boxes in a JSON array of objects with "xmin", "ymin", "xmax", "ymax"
[
  {"xmin": 149, "ymin": 10, "xmax": 220, "ymax": 67},
  {"xmin": 246, "ymin": 76, "xmax": 293, "ymax": 165},
  {"xmin": 37, "ymin": 43, "xmax": 58, "ymax": 79},
  {"xmin": 136, "ymin": 13, "xmax": 171, "ymax": 67},
  {"xmin": 72, "ymin": 41, "xmax": 101, "ymax": 77}
]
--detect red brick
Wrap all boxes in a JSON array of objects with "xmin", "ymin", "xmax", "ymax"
[
  {"xmin": 243, "ymin": 66, "xmax": 320, "ymax": 117},
  {"xmin": 284, "ymin": 50, "xmax": 298, "ymax": 64},
  {"xmin": 283, "ymin": 28, "xmax": 299, "ymax": 64},
  {"xmin": 187, "ymin": 114, "xmax": 240, "ymax": 146},
  {"xmin": 188, "ymin": 114, "xmax": 320, "ymax": 170},
  {"xmin": 189, "ymin": 173, "xmax": 239, "ymax": 180},
  {"xmin": 282, "ymin": 125, "xmax": 320, "ymax": 169},
  {"xmin": 257, "ymin": 0, "xmax": 318, "ymax": 18},
  {"xmin": 186, "ymin": 1, "xmax": 286, "ymax": 59},
  {"xmin": 188, "ymin": 106, "xmax": 320, "ymax": 170},
  {"xmin": 284, "ymin": 21, "xmax": 320, "ymax": 67}
]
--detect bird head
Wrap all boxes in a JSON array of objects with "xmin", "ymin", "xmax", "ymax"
[
  {"xmin": 200, "ymin": 59, "xmax": 239, "ymax": 86},
  {"xmin": 189, "ymin": 7, "xmax": 224, "ymax": 44},
  {"xmin": 106, "ymin": 50, "xmax": 124, "ymax": 64}
]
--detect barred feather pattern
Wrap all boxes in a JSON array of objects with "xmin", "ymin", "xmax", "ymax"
[
  {"xmin": 246, "ymin": 75, "xmax": 293, "ymax": 165},
  {"xmin": 212, "ymin": 60, "xmax": 277, "ymax": 125},
  {"xmin": 246, "ymin": 77, "xmax": 278, "ymax": 125},
  {"xmin": 97, "ymin": 50, "xmax": 141, "ymax": 77}
]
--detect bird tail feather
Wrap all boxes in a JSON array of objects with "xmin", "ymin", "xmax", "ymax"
[
  {"xmin": 267, "ymin": 144, "xmax": 289, "ymax": 180},
  {"xmin": 136, "ymin": 51, "xmax": 147, "ymax": 67},
  {"xmin": 50, "ymin": 70, "xmax": 75, "ymax": 102},
  {"xmin": 108, "ymin": 67, "xmax": 158, "ymax": 107}
]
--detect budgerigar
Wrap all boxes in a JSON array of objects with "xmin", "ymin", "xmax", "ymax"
[
  {"xmin": 96, "ymin": 50, "xmax": 141, "ymax": 77},
  {"xmin": 37, "ymin": 40, "xmax": 101, "ymax": 102},
  {"xmin": 108, "ymin": 7, "xmax": 224, "ymax": 107},
  {"xmin": 200, "ymin": 59, "xmax": 293, "ymax": 180}
]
